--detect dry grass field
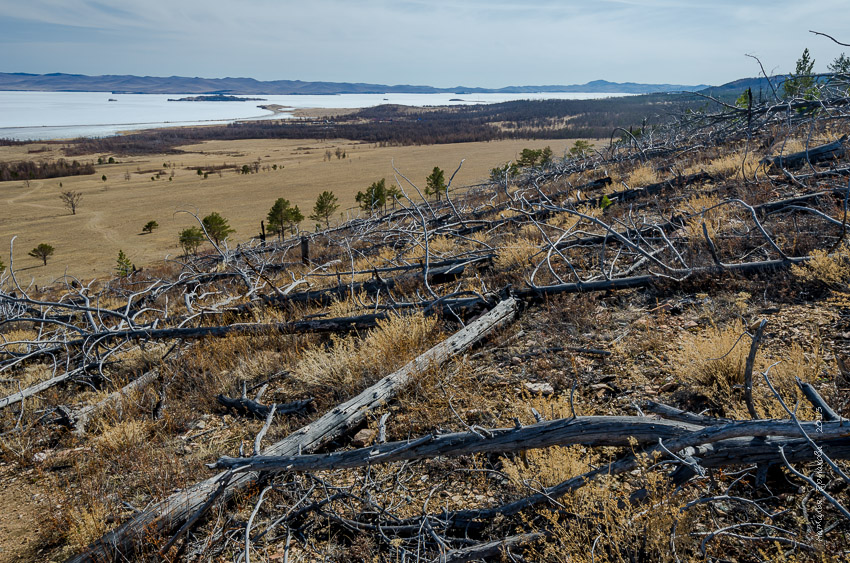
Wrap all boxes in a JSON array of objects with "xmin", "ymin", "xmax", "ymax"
[
  {"xmin": 0, "ymin": 137, "xmax": 585, "ymax": 284},
  {"xmin": 2, "ymin": 92, "xmax": 850, "ymax": 562}
]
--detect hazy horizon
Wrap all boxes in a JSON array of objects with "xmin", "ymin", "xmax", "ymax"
[{"xmin": 2, "ymin": 1, "xmax": 850, "ymax": 89}]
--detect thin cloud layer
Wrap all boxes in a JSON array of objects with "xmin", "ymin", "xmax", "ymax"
[{"xmin": 2, "ymin": 0, "xmax": 849, "ymax": 87}]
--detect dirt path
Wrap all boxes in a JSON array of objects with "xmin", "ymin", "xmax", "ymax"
[
  {"xmin": 5, "ymin": 179, "xmax": 44, "ymax": 205},
  {"xmin": 84, "ymin": 208, "xmax": 121, "ymax": 248},
  {"xmin": 0, "ymin": 464, "xmax": 47, "ymax": 562}
]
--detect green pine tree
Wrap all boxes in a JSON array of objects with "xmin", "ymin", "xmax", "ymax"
[
  {"xmin": 356, "ymin": 179, "xmax": 388, "ymax": 211},
  {"xmin": 425, "ymin": 167, "xmax": 447, "ymax": 201},
  {"xmin": 309, "ymin": 191, "xmax": 340, "ymax": 228},
  {"xmin": 202, "ymin": 212, "xmax": 235, "ymax": 245},
  {"xmin": 178, "ymin": 227, "xmax": 204, "ymax": 256},
  {"xmin": 116, "ymin": 249, "xmax": 132, "ymax": 276},
  {"xmin": 783, "ymin": 48, "xmax": 817, "ymax": 99}
]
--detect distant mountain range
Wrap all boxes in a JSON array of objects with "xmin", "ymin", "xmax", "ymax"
[{"xmin": 0, "ymin": 72, "xmax": 710, "ymax": 95}]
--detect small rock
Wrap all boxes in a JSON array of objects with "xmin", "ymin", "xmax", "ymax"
[
  {"xmin": 194, "ymin": 419, "xmax": 206, "ymax": 430},
  {"xmin": 352, "ymin": 428, "xmax": 376, "ymax": 447},
  {"xmin": 523, "ymin": 382, "xmax": 554, "ymax": 396}
]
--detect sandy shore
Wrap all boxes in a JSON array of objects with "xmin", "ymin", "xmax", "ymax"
[{"xmin": 290, "ymin": 107, "xmax": 360, "ymax": 119}]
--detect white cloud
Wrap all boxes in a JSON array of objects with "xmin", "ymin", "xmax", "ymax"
[{"xmin": 2, "ymin": 0, "xmax": 850, "ymax": 87}]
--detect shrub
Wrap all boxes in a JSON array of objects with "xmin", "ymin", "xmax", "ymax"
[
  {"xmin": 28, "ymin": 243, "xmax": 55, "ymax": 266},
  {"xmin": 792, "ymin": 247, "xmax": 850, "ymax": 287},
  {"xmin": 178, "ymin": 227, "xmax": 204, "ymax": 255}
]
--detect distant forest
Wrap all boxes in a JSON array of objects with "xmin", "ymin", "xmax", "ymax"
[
  {"xmin": 64, "ymin": 93, "xmax": 714, "ymax": 156},
  {"xmin": 0, "ymin": 158, "xmax": 95, "ymax": 182}
]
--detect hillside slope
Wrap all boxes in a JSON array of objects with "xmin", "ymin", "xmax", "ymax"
[{"xmin": 1, "ymin": 90, "xmax": 850, "ymax": 562}]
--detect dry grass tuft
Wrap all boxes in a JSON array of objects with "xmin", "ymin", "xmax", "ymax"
[
  {"xmin": 494, "ymin": 236, "xmax": 539, "ymax": 271},
  {"xmin": 296, "ymin": 312, "xmax": 440, "ymax": 399},
  {"xmin": 792, "ymin": 247, "xmax": 850, "ymax": 287},
  {"xmin": 94, "ymin": 419, "xmax": 149, "ymax": 455},
  {"xmin": 682, "ymin": 193, "xmax": 725, "ymax": 242},
  {"xmin": 678, "ymin": 319, "xmax": 750, "ymax": 389},
  {"xmin": 508, "ymin": 445, "xmax": 694, "ymax": 563},
  {"xmin": 625, "ymin": 164, "xmax": 658, "ymax": 187},
  {"xmin": 755, "ymin": 341, "xmax": 823, "ymax": 419},
  {"xmin": 687, "ymin": 151, "xmax": 764, "ymax": 179},
  {"xmin": 66, "ymin": 501, "xmax": 109, "ymax": 550}
]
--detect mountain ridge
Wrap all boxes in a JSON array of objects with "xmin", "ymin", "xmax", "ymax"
[{"xmin": 0, "ymin": 72, "xmax": 709, "ymax": 95}]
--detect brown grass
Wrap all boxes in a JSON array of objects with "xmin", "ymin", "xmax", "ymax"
[{"xmin": 0, "ymin": 138, "xmax": 585, "ymax": 284}]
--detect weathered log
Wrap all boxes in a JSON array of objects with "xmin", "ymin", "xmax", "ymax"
[
  {"xmin": 438, "ymin": 532, "xmax": 544, "ymax": 563},
  {"xmin": 0, "ymin": 363, "xmax": 95, "ymax": 411},
  {"xmin": 209, "ymin": 415, "xmax": 704, "ymax": 472},
  {"xmin": 579, "ymin": 171, "xmax": 713, "ymax": 209},
  {"xmin": 643, "ymin": 401, "xmax": 732, "ymax": 426},
  {"xmin": 768, "ymin": 135, "xmax": 847, "ymax": 169},
  {"xmin": 441, "ymin": 418, "xmax": 850, "ymax": 530},
  {"xmin": 210, "ymin": 416, "xmax": 850, "ymax": 476},
  {"xmin": 515, "ymin": 256, "xmax": 808, "ymax": 303},
  {"xmin": 256, "ymin": 255, "xmax": 492, "ymax": 309},
  {"xmin": 216, "ymin": 395, "xmax": 313, "ymax": 419},
  {"xmin": 66, "ymin": 297, "xmax": 518, "ymax": 563}
]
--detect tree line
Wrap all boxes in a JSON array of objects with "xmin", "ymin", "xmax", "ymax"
[
  {"xmin": 0, "ymin": 159, "xmax": 95, "ymax": 182},
  {"xmin": 61, "ymin": 95, "xmax": 707, "ymax": 157}
]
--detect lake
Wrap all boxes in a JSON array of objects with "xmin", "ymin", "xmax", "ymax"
[{"xmin": 0, "ymin": 91, "xmax": 631, "ymax": 141}]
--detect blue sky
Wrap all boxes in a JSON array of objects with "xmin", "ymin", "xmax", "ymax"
[{"xmin": 2, "ymin": 0, "xmax": 850, "ymax": 88}]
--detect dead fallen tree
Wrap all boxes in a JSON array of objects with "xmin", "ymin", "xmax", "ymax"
[
  {"xmin": 209, "ymin": 415, "xmax": 705, "ymax": 472},
  {"xmin": 216, "ymin": 393, "xmax": 313, "ymax": 419},
  {"xmin": 769, "ymin": 135, "xmax": 848, "ymax": 169},
  {"xmin": 208, "ymin": 416, "xmax": 850, "ymax": 474},
  {"xmin": 66, "ymin": 297, "xmax": 518, "ymax": 563}
]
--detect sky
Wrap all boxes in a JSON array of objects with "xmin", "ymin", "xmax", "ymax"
[{"xmin": 2, "ymin": 0, "xmax": 850, "ymax": 89}]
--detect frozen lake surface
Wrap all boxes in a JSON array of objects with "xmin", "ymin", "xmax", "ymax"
[{"xmin": 0, "ymin": 91, "xmax": 630, "ymax": 141}]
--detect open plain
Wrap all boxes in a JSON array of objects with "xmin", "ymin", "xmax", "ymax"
[{"xmin": 0, "ymin": 137, "xmax": 581, "ymax": 284}]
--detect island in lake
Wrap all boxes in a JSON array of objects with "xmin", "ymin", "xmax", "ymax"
[{"xmin": 167, "ymin": 95, "xmax": 267, "ymax": 102}]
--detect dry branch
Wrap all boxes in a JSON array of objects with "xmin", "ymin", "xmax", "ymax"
[{"xmin": 57, "ymin": 369, "xmax": 160, "ymax": 435}]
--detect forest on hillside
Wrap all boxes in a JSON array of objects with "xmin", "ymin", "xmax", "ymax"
[{"xmin": 62, "ymin": 93, "xmax": 710, "ymax": 156}]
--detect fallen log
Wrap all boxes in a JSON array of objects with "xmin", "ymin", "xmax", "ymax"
[
  {"xmin": 209, "ymin": 416, "xmax": 704, "ymax": 472},
  {"xmin": 441, "ymin": 417, "xmax": 850, "ymax": 530},
  {"xmin": 515, "ymin": 256, "xmax": 809, "ymax": 303},
  {"xmin": 438, "ymin": 532, "xmax": 544, "ymax": 563},
  {"xmin": 256, "ymin": 255, "xmax": 492, "ymax": 309},
  {"xmin": 768, "ymin": 135, "xmax": 848, "ymax": 169},
  {"xmin": 209, "ymin": 417, "xmax": 850, "ymax": 475},
  {"xmin": 0, "ymin": 363, "xmax": 97, "ymax": 411},
  {"xmin": 216, "ymin": 394, "xmax": 313, "ymax": 419},
  {"xmin": 66, "ymin": 297, "xmax": 518, "ymax": 563}
]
